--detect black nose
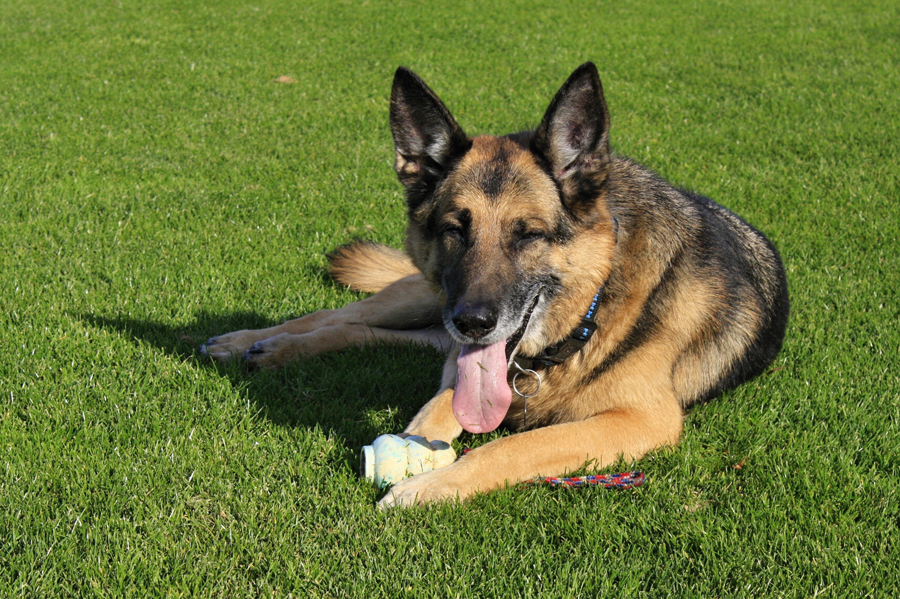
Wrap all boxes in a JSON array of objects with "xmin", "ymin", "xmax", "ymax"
[{"xmin": 452, "ymin": 304, "xmax": 498, "ymax": 339}]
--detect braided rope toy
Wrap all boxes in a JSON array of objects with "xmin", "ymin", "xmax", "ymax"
[
  {"xmin": 523, "ymin": 471, "xmax": 645, "ymax": 489},
  {"xmin": 461, "ymin": 448, "xmax": 645, "ymax": 490}
]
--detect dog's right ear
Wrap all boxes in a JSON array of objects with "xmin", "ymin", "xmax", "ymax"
[{"xmin": 390, "ymin": 68, "xmax": 470, "ymax": 201}]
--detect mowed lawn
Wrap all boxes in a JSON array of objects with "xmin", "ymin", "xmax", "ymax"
[{"xmin": 1, "ymin": 0, "xmax": 898, "ymax": 596}]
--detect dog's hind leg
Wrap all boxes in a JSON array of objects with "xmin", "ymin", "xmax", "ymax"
[{"xmin": 202, "ymin": 274, "xmax": 446, "ymax": 367}]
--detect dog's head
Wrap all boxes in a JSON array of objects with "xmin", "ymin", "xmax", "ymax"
[{"xmin": 389, "ymin": 63, "xmax": 618, "ymax": 432}]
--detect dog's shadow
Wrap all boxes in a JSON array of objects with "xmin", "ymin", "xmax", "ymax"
[{"xmin": 79, "ymin": 310, "xmax": 446, "ymax": 451}]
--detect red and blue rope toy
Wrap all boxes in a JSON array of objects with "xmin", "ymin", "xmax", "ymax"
[
  {"xmin": 524, "ymin": 471, "xmax": 645, "ymax": 489},
  {"xmin": 460, "ymin": 449, "xmax": 645, "ymax": 490}
]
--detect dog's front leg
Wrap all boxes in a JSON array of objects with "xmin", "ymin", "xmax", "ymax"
[
  {"xmin": 379, "ymin": 399, "xmax": 683, "ymax": 508},
  {"xmin": 402, "ymin": 387, "xmax": 464, "ymax": 445}
]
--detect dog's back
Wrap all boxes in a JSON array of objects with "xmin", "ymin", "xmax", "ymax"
[{"xmin": 596, "ymin": 156, "xmax": 789, "ymax": 408}]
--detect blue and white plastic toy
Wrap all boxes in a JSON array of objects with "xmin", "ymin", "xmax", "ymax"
[{"xmin": 360, "ymin": 434, "xmax": 456, "ymax": 488}]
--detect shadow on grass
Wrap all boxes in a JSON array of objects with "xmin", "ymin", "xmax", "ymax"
[{"xmin": 78, "ymin": 311, "xmax": 446, "ymax": 450}]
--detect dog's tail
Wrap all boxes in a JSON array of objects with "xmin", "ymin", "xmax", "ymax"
[{"xmin": 327, "ymin": 241, "xmax": 421, "ymax": 293}]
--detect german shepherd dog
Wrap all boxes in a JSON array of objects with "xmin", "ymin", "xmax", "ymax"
[{"xmin": 203, "ymin": 63, "xmax": 789, "ymax": 507}]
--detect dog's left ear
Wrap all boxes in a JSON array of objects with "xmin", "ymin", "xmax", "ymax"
[
  {"xmin": 390, "ymin": 67, "xmax": 471, "ymax": 207},
  {"xmin": 532, "ymin": 62, "xmax": 611, "ymax": 217}
]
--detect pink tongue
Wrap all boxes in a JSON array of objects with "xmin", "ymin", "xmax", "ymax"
[{"xmin": 452, "ymin": 341, "xmax": 512, "ymax": 433}]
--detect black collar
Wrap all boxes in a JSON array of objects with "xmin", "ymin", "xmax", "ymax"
[{"xmin": 512, "ymin": 217, "xmax": 616, "ymax": 372}]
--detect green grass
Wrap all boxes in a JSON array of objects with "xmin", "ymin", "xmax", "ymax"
[{"xmin": 1, "ymin": 0, "xmax": 898, "ymax": 596}]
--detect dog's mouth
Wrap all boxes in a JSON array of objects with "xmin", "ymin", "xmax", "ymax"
[{"xmin": 452, "ymin": 290, "xmax": 541, "ymax": 434}]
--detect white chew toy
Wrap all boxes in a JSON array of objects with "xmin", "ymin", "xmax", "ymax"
[{"xmin": 360, "ymin": 434, "xmax": 456, "ymax": 488}]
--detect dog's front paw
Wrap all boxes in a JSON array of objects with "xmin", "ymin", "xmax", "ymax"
[
  {"xmin": 202, "ymin": 330, "xmax": 261, "ymax": 362},
  {"xmin": 377, "ymin": 466, "xmax": 471, "ymax": 508}
]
